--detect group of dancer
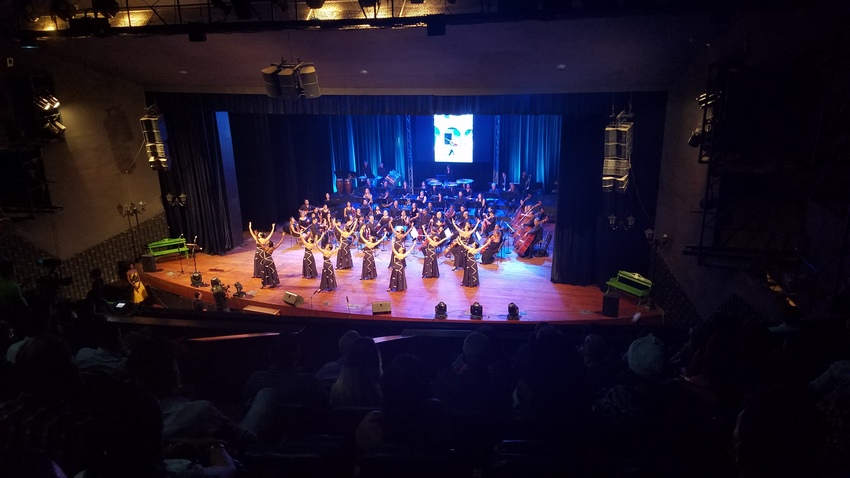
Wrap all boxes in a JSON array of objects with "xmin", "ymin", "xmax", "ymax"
[{"xmin": 247, "ymin": 211, "xmax": 508, "ymax": 294}]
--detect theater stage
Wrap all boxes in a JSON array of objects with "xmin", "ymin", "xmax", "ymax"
[{"xmin": 138, "ymin": 233, "xmax": 662, "ymax": 326}]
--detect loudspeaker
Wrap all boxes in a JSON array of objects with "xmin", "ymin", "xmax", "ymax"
[
  {"xmin": 140, "ymin": 115, "xmax": 168, "ymax": 144},
  {"xmin": 372, "ymin": 301, "xmax": 391, "ymax": 314},
  {"xmin": 140, "ymin": 254, "xmax": 157, "ymax": 272},
  {"xmin": 602, "ymin": 292, "xmax": 620, "ymax": 318},
  {"xmin": 283, "ymin": 291, "xmax": 304, "ymax": 307}
]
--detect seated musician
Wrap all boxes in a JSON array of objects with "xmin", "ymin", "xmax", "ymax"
[
  {"xmin": 409, "ymin": 203, "xmax": 421, "ymax": 228},
  {"xmin": 389, "ymin": 200, "xmax": 401, "ymax": 219},
  {"xmin": 365, "ymin": 215, "xmax": 381, "ymax": 239},
  {"xmin": 488, "ymin": 182, "xmax": 500, "ymax": 194},
  {"xmin": 480, "ymin": 223, "xmax": 503, "ymax": 264},
  {"xmin": 377, "ymin": 161, "xmax": 388, "ymax": 179},
  {"xmin": 297, "ymin": 209, "xmax": 310, "ymax": 229},
  {"xmin": 519, "ymin": 216, "xmax": 545, "ymax": 258},
  {"xmin": 456, "ymin": 209, "xmax": 471, "ymax": 229},
  {"xmin": 505, "ymin": 184, "xmax": 519, "ymax": 207},
  {"xmin": 299, "ymin": 199, "xmax": 312, "ymax": 213},
  {"xmin": 474, "ymin": 193, "xmax": 486, "ymax": 216},
  {"xmin": 416, "ymin": 189, "xmax": 428, "ymax": 205},
  {"xmin": 482, "ymin": 208, "xmax": 496, "ymax": 234},
  {"xmin": 398, "ymin": 209, "xmax": 411, "ymax": 228},
  {"xmin": 359, "ymin": 199, "xmax": 372, "ymax": 218},
  {"xmin": 500, "ymin": 172, "xmax": 508, "ymax": 191},
  {"xmin": 419, "ymin": 209, "xmax": 431, "ymax": 230},
  {"xmin": 343, "ymin": 201, "xmax": 356, "ymax": 220},
  {"xmin": 379, "ymin": 190, "xmax": 393, "ymax": 208},
  {"xmin": 379, "ymin": 209, "xmax": 393, "ymax": 233},
  {"xmin": 445, "ymin": 205, "xmax": 456, "ymax": 222},
  {"xmin": 464, "ymin": 183, "xmax": 474, "ymax": 197},
  {"xmin": 363, "ymin": 188, "xmax": 373, "ymax": 205},
  {"xmin": 425, "ymin": 202, "xmax": 436, "ymax": 215},
  {"xmin": 431, "ymin": 211, "xmax": 446, "ymax": 231},
  {"xmin": 453, "ymin": 191, "xmax": 466, "ymax": 208}
]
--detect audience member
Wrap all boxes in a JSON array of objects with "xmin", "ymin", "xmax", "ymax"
[
  {"xmin": 356, "ymin": 354, "xmax": 445, "ymax": 452},
  {"xmin": 315, "ymin": 329, "xmax": 360, "ymax": 386},
  {"xmin": 242, "ymin": 332, "xmax": 328, "ymax": 407},
  {"xmin": 74, "ymin": 319, "xmax": 127, "ymax": 383},
  {"xmin": 126, "ymin": 337, "xmax": 256, "ymax": 446},
  {"xmin": 6, "ymin": 301, "xmax": 50, "ymax": 363},
  {"xmin": 0, "ymin": 335, "xmax": 104, "ymax": 476},
  {"xmin": 330, "ymin": 336, "xmax": 383, "ymax": 408}
]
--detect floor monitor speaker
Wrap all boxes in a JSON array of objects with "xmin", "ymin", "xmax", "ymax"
[
  {"xmin": 283, "ymin": 291, "xmax": 304, "ymax": 307},
  {"xmin": 372, "ymin": 301, "xmax": 391, "ymax": 314}
]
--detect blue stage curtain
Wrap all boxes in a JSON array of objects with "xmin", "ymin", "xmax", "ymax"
[
  {"xmin": 327, "ymin": 115, "xmax": 406, "ymax": 189},
  {"xmin": 497, "ymin": 115, "xmax": 562, "ymax": 192}
]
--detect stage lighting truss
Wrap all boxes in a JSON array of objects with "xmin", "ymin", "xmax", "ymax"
[{"xmin": 261, "ymin": 60, "xmax": 321, "ymax": 100}]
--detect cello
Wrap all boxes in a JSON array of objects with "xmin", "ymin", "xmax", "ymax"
[
  {"xmin": 511, "ymin": 201, "xmax": 542, "ymax": 237},
  {"xmin": 514, "ymin": 216, "xmax": 548, "ymax": 256}
]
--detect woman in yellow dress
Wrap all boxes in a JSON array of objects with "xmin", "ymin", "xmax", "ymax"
[{"xmin": 127, "ymin": 262, "xmax": 148, "ymax": 303}]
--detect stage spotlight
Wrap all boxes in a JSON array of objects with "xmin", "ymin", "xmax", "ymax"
[
  {"xmin": 191, "ymin": 271, "xmax": 203, "ymax": 287},
  {"xmin": 470, "ymin": 302, "xmax": 482, "ymax": 320},
  {"xmin": 507, "ymin": 302, "xmax": 519, "ymax": 320},
  {"xmin": 233, "ymin": 281, "xmax": 246, "ymax": 297},
  {"xmin": 435, "ymin": 301, "xmax": 447, "ymax": 319}
]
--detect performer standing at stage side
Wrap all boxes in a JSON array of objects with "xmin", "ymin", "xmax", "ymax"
[
  {"xmin": 458, "ymin": 238, "xmax": 491, "ymax": 288},
  {"xmin": 127, "ymin": 262, "xmax": 148, "ymax": 304},
  {"xmin": 360, "ymin": 226, "xmax": 384, "ymax": 280},
  {"xmin": 319, "ymin": 243, "xmax": 339, "ymax": 292},
  {"xmin": 248, "ymin": 221, "xmax": 275, "ymax": 278},
  {"xmin": 258, "ymin": 229, "xmax": 285, "ymax": 289},
  {"xmin": 387, "ymin": 244, "xmax": 415, "ymax": 292},
  {"xmin": 449, "ymin": 218, "xmax": 480, "ymax": 271},
  {"xmin": 480, "ymin": 223, "xmax": 503, "ymax": 264},
  {"xmin": 301, "ymin": 231, "xmax": 323, "ymax": 279},
  {"xmin": 422, "ymin": 232, "xmax": 450, "ymax": 278},
  {"xmin": 334, "ymin": 219, "xmax": 356, "ymax": 270}
]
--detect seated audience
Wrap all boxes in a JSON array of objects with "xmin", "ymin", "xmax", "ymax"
[{"xmin": 330, "ymin": 336, "xmax": 383, "ymax": 408}]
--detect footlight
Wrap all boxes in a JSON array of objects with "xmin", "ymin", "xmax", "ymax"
[
  {"xmin": 435, "ymin": 301, "xmax": 447, "ymax": 319},
  {"xmin": 507, "ymin": 302, "xmax": 520, "ymax": 320},
  {"xmin": 470, "ymin": 302, "xmax": 483, "ymax": 320},
  {"xmin": 233, "ymin": 282, "xmax": 246, "ymax": 298}
]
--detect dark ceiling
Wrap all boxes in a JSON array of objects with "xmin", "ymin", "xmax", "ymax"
[{"xmin": 8, "ymin": 13, "xmax": 726, "ymax": 95}]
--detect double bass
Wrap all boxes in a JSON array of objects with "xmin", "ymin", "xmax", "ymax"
[
  {"xmin": 511, "ymin": 201, "xmax": 542, "ymax": 237},
  {"xmin": 514, "ymin": 216, "xmax": 548, "ymax": 256}
]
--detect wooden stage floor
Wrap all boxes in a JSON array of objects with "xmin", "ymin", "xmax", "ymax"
[{"xmin": 139, "ymin": 234, "xmax": 663, "ymax": 326}]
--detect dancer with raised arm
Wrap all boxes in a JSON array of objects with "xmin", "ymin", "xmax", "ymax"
[
  {"xmin": 387, "ymin": 244, "xmax": 415, "ymax": 292},
  {"xmin": 319, "ymin": 242, "xmax": 339, "ymax": 291},
  {"xmin": 387, "ymin": 220, "xmax": 411, "ymax": 269},
  {"xmin": 334, "ymin": 218, "xmax": 356, "ymax": 270},
  {"xmin": 301, "ymin": 231, "xmax": 323, "ymax": 279},
  {"xmin": 449, "ymin": 218, "xmax": 480, "ymax": 271},
  {"xmin": 458, "ymin": 238, "xmax": 491, "ymax": 288},
  {"xmin": 248, "ymin": 221, "xmax": 275, "ymax": 278},
  {"xmin": 422, "ymin": 231, "xmax": 450, "ymax": 278},
  {"xmin": 360, "ymin": 226, "xmax": 384, "ymax": 280},
  {"xmin": 258, "ymin": 228, "xmax": 286, "ymax": 289}
]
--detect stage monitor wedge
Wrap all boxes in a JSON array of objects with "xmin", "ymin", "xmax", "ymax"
[
  {"xmin": 372, "ymin": 301, "xmax": 391, "ymax": 315},
  {"xmin": 283, "ymin": 291, "xmax": 304, "ymax": 307}
]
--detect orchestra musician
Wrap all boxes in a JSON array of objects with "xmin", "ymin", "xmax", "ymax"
[
  {"xmin": 444, "ymin": 205, "xmax": 456, "ymax": 223},
  {"xmin": 299, "ymin": 199, "xmax": 312, "ymax": 213},
  {"xmin": 377, "ymin": 161, "xmax": 388, "ymax": 179},
  {"xmin": 378, "ymin": 209, "xmax": 393, "ymax": 235},
  {"xmin": 519, "ymin": 216, "xmax": 545, "ymax": 259},
  {"xmin": 505, "ymin": 184, "xmax": 519, "ymax": 208},
  {"xmin": 480, "ymin": 223, "xmax": 503, "ymax": 264},
  {"xmin": 482, "ymin": 208, "xmax": 496, "ymax": 234},
  {"xmin": 473, "ymin": 193, "xmax": 486, "ymax": 217},
  {"xmin": 342, "ymin": 201, "xmax": 356, "ymax": 220},
  {"xmin": 500, "ymin": 172, "xmax": 508, "ymax": 191},
  {"xmin": 362, "ymin": 188, "xmax": 373, "ymax": 205},
  {"xmin": 359, "ymin": 198, "xmax": 372, "ymax": 218},
  {"xmin": 453, "ymin": 191, "xmax": 466, "ymax": 208},
  {"xmin": 488, "ymin": 182, "xmax": 500, "ymax": 194},
  {"xmin": 378, "ymin": 190, "xmax": 392, "ymax": 208}
]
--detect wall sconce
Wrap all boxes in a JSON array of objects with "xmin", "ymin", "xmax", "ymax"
[
  {"xmin": 608, "ymin": 214, "xmax": 635, "ymax": 230},
  {"xmin": 165, "ymin": 193, "xmax": 187, "ymax": 207}
]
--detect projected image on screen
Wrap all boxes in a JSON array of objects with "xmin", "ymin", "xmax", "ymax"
[{"xmin": 434, "ymin": 114, "xmax": 473, "ymax": 163}]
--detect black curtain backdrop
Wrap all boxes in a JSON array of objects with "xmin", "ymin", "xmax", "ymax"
[
  {"xmin": 148, "ymin": 92, "xmax": 665, "ymax": 284},
  {"xmin": 149, "ymin": 94, "xmax": 235, "ymax": 255}
]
